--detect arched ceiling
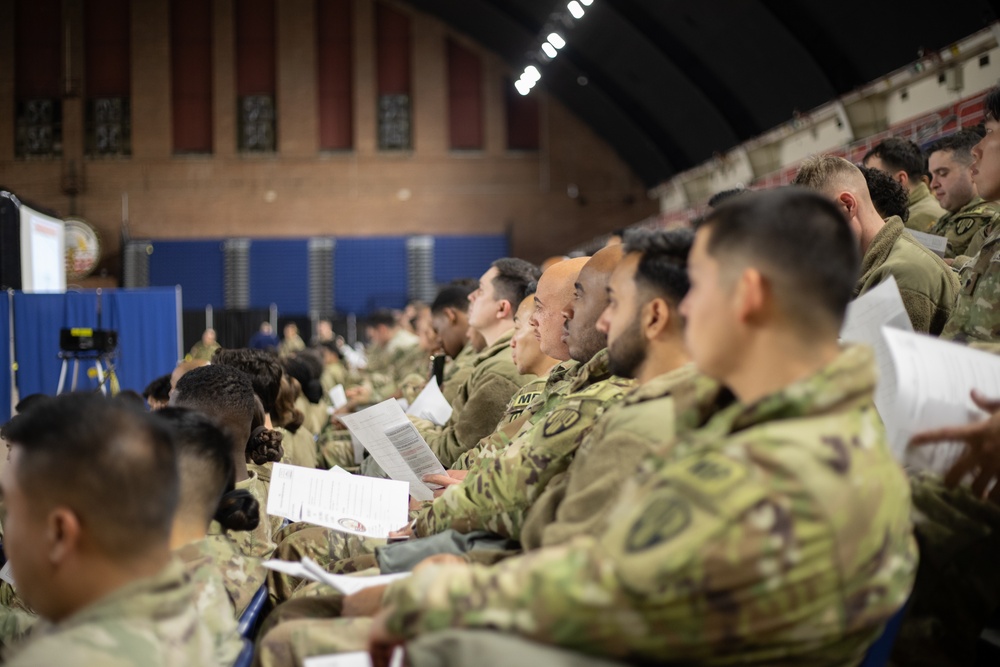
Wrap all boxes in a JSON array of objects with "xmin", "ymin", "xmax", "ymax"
[{"xmin": 402, "ymin": 0, "xmax": 1000, "ymax": 186}]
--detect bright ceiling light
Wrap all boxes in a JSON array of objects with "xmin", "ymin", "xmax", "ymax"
[
  {"xmin": 514, "ymin": 79, "xmax": 531, "ymax": 96},
  {"xmin": 567, "ymin": 1, "xmax": 585, "ymax": 18},
  {"xmin": 580, "ymin": 0, "xmax": 593, "ymax": 5},
  {"xmin": 541, "ymin": 42, "xmax": 558, "ymax": 58},
  {"xmin": 522, "ymin": 66, "xmax": 541, "ymax": 83},
  {"xmin": 547, "ymin": 33, "xmax": 566, "ymax": 49}
]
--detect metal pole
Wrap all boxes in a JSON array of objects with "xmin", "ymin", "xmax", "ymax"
[
  {"xmin": 270, "ymin": 303, "xmax": 277, "ymax": 331},
  {"xmin": 347, "ymin": 313, "xmax": 357, "ymax": 347},
  {"xmin": 8, "ymin": 289, "xmax": 17, "ymax": 412},
  {"xmin": 206, "ymin": 304, "xmax": 213, "ymax": 331},
  {"xmin": 175, "ymin": 285, "xmax": 183, "ymax": 364}
]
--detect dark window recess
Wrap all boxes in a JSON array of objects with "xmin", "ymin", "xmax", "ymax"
[
  {"xmin": 87, "ymin": 97, "xmax": 131, "ymax": 156},
  {"xmin": 378, "ymin": 94, "xmax": 411, "ymax": 150},
  {"xmin": 239, "ymin": 95, "xmax": 276, "ymax": 152},
  {"xmin": 16, "ymin": 98, "xmax": 62, "ymax": 157},
  {"xmin": 981, "ymin": 54, "xmax": 991, "ymax": 68}
]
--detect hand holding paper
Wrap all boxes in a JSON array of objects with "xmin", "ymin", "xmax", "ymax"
[{"xmin": 405, "ymin": 378, "xmax": 453, "ymax": 426}]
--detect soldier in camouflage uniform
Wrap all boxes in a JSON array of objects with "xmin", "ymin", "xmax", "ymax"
[
  {"xmin": 362, "ymin": 259, "xmax": 541, "ymax": 473},
  {"xmin": 927, "ymin": 130, "xmax": 1000, "ymax": 259},
  {"xmin": 864, "ymin": 136, "xmax": 947, "ymax": 232},
  {"xmin": 353, "ymin": 189, "xmax": 916, "ymax": 666},
  {"xmin": 0, "ymin": 394, "xmax": 243, "ymax": 667},
  {"xmin": 941, "ymin": 91, "xmax": 1000, "ymax": 343}
]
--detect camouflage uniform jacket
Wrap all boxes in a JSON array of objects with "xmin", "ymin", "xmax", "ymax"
[
  {"xmin": 384, "ymin": 346, "xmax": 917, "ymax": 666},
  {"xmin": 419, "ymin": 330, "xmax": 534, "ymax": 468},
  {"xmin": 520, "ymin": 364, "xmax": 728, "ymax": 551},
  {"xmin": 176, "ymin": 536, "xmax": 267, "ymax": 616},
  {"xmin": 320, "ymin": 361, "xmax": 348, "ymax": 394},
  {"xmin": 207, "ymin": 469, "xmax": 277, "ymax": 559},
  {"xmin": 929, "ymin": 197, "xmax": 1000, "ymax": 259},
  {"xmin": 188, "ymin": 341, "xmax": 220, "ymax": 362},
  {"xmin": 4, "ymin": 559, "xmax": 242, "ymax": 667},
  {"xmin": 906, "ymin": 182, "xmax": 948, "ymax": 233},
  {"xmin": 941, "ymin": 214, "xmax": 1000, "ymax": 343},
  {"xmin": 856, "ymin": 216, "xmax": 959, "ymax": 335},
  {"xmin": 277, "ymin": 425, "xmax": 318, "ymax": 470},
  {"xmin": 412, "ymin": 349, "xmax": 633, "ymax": 540},
  {"xmin": 450, "ymin": 360, "xmax": 579, "ymax": 472},
  {"xmin": 442, "ymin": 344, "xmax": 478, "ymax": 406}
]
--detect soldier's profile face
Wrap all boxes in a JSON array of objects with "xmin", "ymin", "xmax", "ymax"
[
  {"xmin": 467, "ymin": 267, "xmax": 500, "ymax": 332},
  {"xmin": 929, "ymin": 150, "xmax": 975, "ymax": 213},
  {"xmin": 680, "ymin": 229, "xmax": 739, "ymax": 381},
  {"xmin": 511, "ymin": 299, "xmax": 544, "ymax": 374},
  {"xmin": 972, "ymin": 119, "xmax": 1000, "ymax": 203}
]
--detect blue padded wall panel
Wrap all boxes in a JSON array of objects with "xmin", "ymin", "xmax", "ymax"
[
  {"xmin": 249, "ymin": 240, "xmax": 310, "ymax": 314},
  {"xmin": 148, "ymin": 241, "xmax": 224, "ymax": 309},
  {"xmin": 0, "ymin": 291, "xmax": 9, "ymax": 423},
  {"xmin": 335, "ymin": 237, "xmax": 408, "ymax": 316},
  {"xmin": 433, "ymin": 235, "xmax": 509, "ymax": 285}
]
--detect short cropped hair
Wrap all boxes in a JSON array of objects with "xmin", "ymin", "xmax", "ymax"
[
  {"xmin": 927, "ymin": 129, "xmax": 983, "ymax": 167},
  {"xmin": 490, "ymin": 258, "xmax": 542, "ymax": 308},
  {"xmin": 700, "ymin": 187, "xmax": 859, "ymax": 332},
  {"xmin": 985, "ymin": 86, "xmax": 1000, "ymax": 122},
  {"xmin": 863, "ymin": 137, "xmax": 927, "ymax": 180},
  {"xmin": 174, "ymin": 364, "xmax": 257, "ymax": 442},
  {"xmin": 367, "ymin": 309, "xmax": 396, "ymax": 328},
  {"xmin": 143, "ymin": 374, "xmax": 172, "ymax": 403},
  {"xmin": 791, "ymin": 154, "xmax": 860, "ymax": 192},
  {"xmin": 211, "ymin": 348, "xmax": 282, "ymax": 416},
  {"xmin": 859, "ymin": 165, "xmax": 910, "ymax": 222},
  {"xmin": 622, "ymin": 228, "xmax": 694, "ymax": 306},
  {"xmin": 707, "ymin": 187, "xmax": 747, "ymax": 209},
  {"xmin": 4, "ymin": 393, "xmax": 179, "ymax": 558},
  {"xmin": 431, "ymin": 283, "xmax": 476, "ymax": 314}
]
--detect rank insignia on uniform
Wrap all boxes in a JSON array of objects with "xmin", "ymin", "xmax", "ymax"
[
  {"xmin": 542, "ymin": 408, "xmax": 582, "ymax": 437},
  {"xmin": 625, "ymin": 491, "xmax": 690, "ymax": 552}
]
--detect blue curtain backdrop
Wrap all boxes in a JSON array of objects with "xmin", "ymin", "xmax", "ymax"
[
  {"xmin": 1, "ymin": 288, "xmax": 179, "ymax": 423},
  {"xmin": 0, "ymin": 291, "xmax": 9, "ymax": 425}
]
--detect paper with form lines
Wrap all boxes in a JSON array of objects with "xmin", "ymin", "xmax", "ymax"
[
  {"xmin": 266, "ymin": 463, "xmax": 410, "ymax": 537},
  {"xmin": 263, "ymin": 557, "xmax": 410, "ymax": 595},
  {"xmin": 338, "ymin": 399, "xmax": 446, "ymax": 501},
  {"xmin": 303, "ymin": 648, "xmax": 403, "ymax": 667}
]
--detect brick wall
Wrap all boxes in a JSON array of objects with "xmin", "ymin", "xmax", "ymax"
[{"xmin": 0, "ymin": 0, "xmax": 656, "ymax": 285}]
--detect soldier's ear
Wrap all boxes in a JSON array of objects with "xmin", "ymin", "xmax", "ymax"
[
  {"xmin": 496, "ymin": 300, "xmax": 513, "ymax": 320},
  {"xmin": 46, "ymin": 507, "xmax": 81, "ymax": 565},
  {"xmin": 642, "ymin": 297, "xmax": 671, "ymax": 340}
]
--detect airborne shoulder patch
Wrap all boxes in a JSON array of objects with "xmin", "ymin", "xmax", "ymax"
[{"xmin": 542, "ymin": 408, "xmax": 582, "ymax": 437}]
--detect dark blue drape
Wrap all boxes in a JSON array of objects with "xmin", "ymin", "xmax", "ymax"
[
  {"xmin": 3, "ymin": 289, "xmax": 179, "ymax": 420},
  {"xmin": 0, "ymin": 291, "xmax": 9, "ymax": 424}
]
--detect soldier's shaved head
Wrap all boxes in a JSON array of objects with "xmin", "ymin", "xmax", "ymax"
[
  {"xmin": 529, "ymin": 256, "xmax": 588, "ymax": 360},
  {"xmin": 792, "ymin": 155, "xmax": 871, "ymax": 204},
  {"xmin": 563, "ymin": 245, "xmax": 624, "ymax": 362}
]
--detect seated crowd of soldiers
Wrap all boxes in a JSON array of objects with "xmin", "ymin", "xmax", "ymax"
[{"xmin": 6, "ymin": 87, "xmax": 1000, "ymax": 667}]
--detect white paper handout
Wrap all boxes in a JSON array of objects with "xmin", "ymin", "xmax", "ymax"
[
  {"xmin": 338, "ymin": 399, "xmax": 447, "ymax": 501},
  {"xmin": 304, "ymin": 647, "xmax": 404, "ymax": 667},
  {"xmin": 267, "ymin": 463, "xmax": 410, "ymax": 538},
  {"xmin": 329, "ymin": 384, "xmax": 349, "ymax": 410},
  {"xmin": 405, "ymin": 377, "xmax": 453, "ymax": 426},
  {"xmin": 263, "ymin": 556, "xmax": 411, "ymax": 595},
  {"xmin": 881, "ymin": 327, "xmax": 1000, "ymax": 475},
  {"xmin": 907, "ymin": 230, "xmax": 949, "ymax": 257},
  {"xmin": 840, "ymin": 276, "xmax": 914, "ymax": 432}
]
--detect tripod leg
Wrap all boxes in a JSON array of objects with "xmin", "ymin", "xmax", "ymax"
[
  {"xmin": 95, "ymin": 360, "xmax": 106, "ymax": 396},
  {"xmin": 57, "ymin": 359, "xmax": 68, "ymax": 395},
  {"xmin": 71, "ymin": 360, "xmax": 80, "ymax": 391}
]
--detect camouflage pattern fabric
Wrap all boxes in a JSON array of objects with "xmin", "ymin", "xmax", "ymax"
[
  {"xmin": 276, "ymin": 426, "xmax": 318, "ymax": 470},
  {"xmin": 450, "ymin": 360, "xmax": 580, "ymax": 472},
  {"xmin": 256, "ymin": 617, "xmax": 372, "ymax": 667},
  {"xmin": 929, "ymin": 197, "xmax": 1000, "ymax": 259},
  {"xmin": 521, "ymin": 365, "xmax": 728, "ymax": 551},
  {"xmin": 440, "ymin": 344, "xmax": 477, "ymax": 406},
  {"xmin": 381, "ymin": 346, "xmax": 917, "ymax": 666},
  {"xmin": 188, "ymin": 341, "xmax": 220, "ymax": 362},
  {"xmin": 412, "ymin": 349, "xmax": 632, "ymax": 540},
  {"xmin": 207, "ymin": 469, "xmax": 277, "ymax": 559},
  {"xmin": 176, "ymin": 535, "xmax": 267, "ymax": 616},
  {"xmin": 319, "ymin": 361, "xmax": 348, "ymax": 394},
  {"xmin": 891, "ymin": 472, "xmax": 1000, "ymax": 667},
  {"xmin": 3, "ymin": 559, "xmax": 242, "ymax": 667},
  {"xmin": 941, "ymin": 219, "xmax": 1000, "ymax": 343}
]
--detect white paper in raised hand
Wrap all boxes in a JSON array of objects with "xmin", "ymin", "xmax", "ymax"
[
  {"xmin": 299, "ymin": 557, "xmax": 411, "ymax": 595},
  {"xmin": 883, "ymin": 327, "xmax": 1000, "ymax": 475},
  {"xmin": 840, "ymin": 276, "xmax": 914, "ymax": 436},
  {"xmin": 338, "ymin": 399, "xmax": 446, "ymax": 501},
  {"xmin": 265, "ymin": 463, "xmax": 410, "ymax": 537},
  {"xmin": 329, "ymin": 384, "xmax": 349, "ymax": 410},
  {"xmin": 405, "ymin": 377, "xmax": 453, "ymax": 426}
]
